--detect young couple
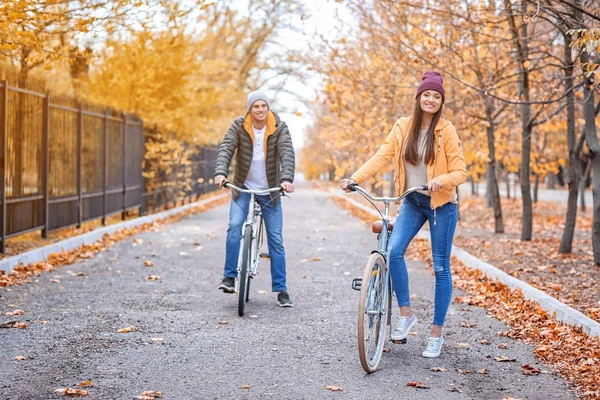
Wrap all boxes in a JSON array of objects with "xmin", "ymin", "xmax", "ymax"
[{"xmin": 214, "ymin": 71, "xmax": 466, "ymax": 358}]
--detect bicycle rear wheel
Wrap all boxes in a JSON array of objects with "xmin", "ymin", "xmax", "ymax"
[
  {"xmin": 357, "ymin": 252, "xmax": 389, "ymax": 373},
  {"xmin": 238, "ymin": 225, "xmax": 252, "ymax": 316}
]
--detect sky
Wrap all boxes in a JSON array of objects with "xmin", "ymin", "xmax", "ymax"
[{"xmin": 247, "ymin": 0, "xmax": 355, "ymax": 150}]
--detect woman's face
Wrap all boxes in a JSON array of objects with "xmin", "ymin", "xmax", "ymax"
[{"xmin": 419, "ymin": 90, "xmax": 443, "ymax": 115}]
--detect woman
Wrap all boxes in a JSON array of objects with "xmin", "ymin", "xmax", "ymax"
[{"xmin": 340, "ymin": 71, "xmax": 466, "ymax": 358}]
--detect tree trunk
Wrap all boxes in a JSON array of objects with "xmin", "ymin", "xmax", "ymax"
[
  {"xmin": 486, "ymin": 164, "xmax": 494, "ymax": 207},
  {"xmin": 579, "ymin": 161, "xmax": 588, "ymax": 212},
  {"xmin": 559, "ymin": 31, "xmax": 580, "ymax": 253},
  {"xmin": 506, "ymin": 0, "xmax": 533, "ymax": 240},
  {"xmin": 485, "ymin": 121, "xmax": 504, "ymax": 233},
  {"xmin": 581, "ymin": 53, "xmax": 600, "ymax": 266},
  {"xmin": 506, "ymin": 174, "xmax": 511, "ymax": 199},
  {"xmin": 533, "ymin": 174, "xmax": 539, "ymax": 203},
  {"xmin": 547, "ymin": 173, "xmax": 556, "ymax": 189},
  {"xmin": 471, "ymin": 179, "xmax": 477, "ymax": 196}
]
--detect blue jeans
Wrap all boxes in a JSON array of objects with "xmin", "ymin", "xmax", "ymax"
[
  {"xmin": 388, "ymin": 192, "xmax": 457, "ymax": 326},
  {"xmin": 223, "ymin": 193, "xmax": 287, "ymax": 292}
]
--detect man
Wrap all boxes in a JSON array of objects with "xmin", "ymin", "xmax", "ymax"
[{"xmin": 214, "ymin": 90, "xmax": 295, "ymax": 307}]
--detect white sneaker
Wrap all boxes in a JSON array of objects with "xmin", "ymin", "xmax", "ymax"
[
  {"xmin": 422, "ymin": 336, "xmax": 444, "ymax": 358},
  {"xmin": 390, "ymin": 314, "xmax": 417, "ymax": 341}
]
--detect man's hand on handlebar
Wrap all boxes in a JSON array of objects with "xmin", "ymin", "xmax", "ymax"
[
  {"xmin": 280, "ymin": 181, "xmax": 295, "ymax": 193},
  {"xmin": 215, "ymin": 175, "xmax": 227, "ymax": 187}
]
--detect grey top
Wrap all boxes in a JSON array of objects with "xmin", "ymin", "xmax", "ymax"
[
  {"xmin": 403, "ymin": 130, "xmax": 430, "ymax": 196},
  {"xmin": 403, "ymin": 129, "xmax": 458, "ymax": 204}
]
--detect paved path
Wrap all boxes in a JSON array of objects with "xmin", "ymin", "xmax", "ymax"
[{"xmin": 0, "ymin": 186, "xmax": 573, "ymax": 399}]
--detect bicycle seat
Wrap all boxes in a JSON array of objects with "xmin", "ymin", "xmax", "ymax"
[{"xmin": 372, "ymin": 219, "xmax": 394, "ymax": 233}]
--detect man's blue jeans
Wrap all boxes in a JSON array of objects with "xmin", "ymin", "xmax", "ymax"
[
  {"xmin": 223, "ymin": 193, "xmax": 287, "ymax": 292},
  {"xmin": 388, "ymin": 192, "xmax": 458, "ymax": 326}
]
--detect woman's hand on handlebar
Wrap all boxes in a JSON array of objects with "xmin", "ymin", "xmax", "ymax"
[
  {"xmin": 427, "ymin": 177, "xmax": 442, "ymax": 193},
  {"xmin": 340, "ymin": 178, "xmax": 356, "ymax": 193}
]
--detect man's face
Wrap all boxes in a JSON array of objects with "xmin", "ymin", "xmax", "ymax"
[{"xmin": 250, "ymin": 100, "xmax": 268, "ymax": 122}]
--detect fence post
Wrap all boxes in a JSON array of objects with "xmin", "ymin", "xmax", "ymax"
[
  {"xmin": 102, "ymin": 109, "xmax": 108, "ymax": 225},
  {"xmin": 0, "ymin": 81, "xmax": 7, "ymax": 253},
  {"xmin": 122, "ymin": 114, "xmax": 127, "ymax": 220},
  {"xmin": 42, "ymin": 94, "xmax": 50, "ymax": 238},
  {"xmin": 77, "ymin": 103, "xmax": 83, "ymax": 228}
]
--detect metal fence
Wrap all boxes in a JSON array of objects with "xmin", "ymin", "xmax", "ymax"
[{"xmin": 0, "ymin": 80, "xmax": 218, "ymax": 253}]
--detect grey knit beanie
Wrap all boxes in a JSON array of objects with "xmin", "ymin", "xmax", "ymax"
[{"xmin": 247, "ymin": 90, "xmax": 270, "ymax": 111}]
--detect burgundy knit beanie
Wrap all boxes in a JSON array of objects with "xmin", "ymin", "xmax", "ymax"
[{"xmin": 415, "ymin": 71, "xmax": 445, "ymax": 102}]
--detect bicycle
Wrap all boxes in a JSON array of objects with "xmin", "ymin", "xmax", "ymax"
[
  {"xmin": 347, "ymin": 182, "xmax": 429, "ymax": 373},
  {"xmin": 222, "ymin": 182, "xmax": 284, "ymax": 316}
]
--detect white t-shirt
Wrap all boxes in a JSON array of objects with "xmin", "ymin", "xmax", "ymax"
[{"xmin": 244, "ymin": 125, "xmax": 269, "ymax": 191}]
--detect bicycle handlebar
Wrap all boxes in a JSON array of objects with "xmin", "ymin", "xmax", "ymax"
[
  {"xmin": 222, "ymin": 181, "xmax": 284, "ymax": 195},
  {"xmin": 347, "ymin": 182, "xmax": 428, "ymax": 202}
]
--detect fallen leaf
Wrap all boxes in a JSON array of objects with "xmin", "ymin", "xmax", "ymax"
[
  {"xmin": 430, "ymin": 367, "xmax": 446, "ymax": 372},
  {"xmin": 0, "ymin": 320, "xmax": 17, "ymax": 328},
  {"xmin": 14, "ymin": 322, "xmax": 27, "ymax": 329},
  {"xmin": 258, "ymin": 290, "xmax": 268, "ymax": 294},
  {"xmin": 382, "ymin": 347, "xmax": 390, "ymax": 353},
  {"xmin": 14, "ymin": 356, "xmax": 26, "ymax": 361},
  {"xmin": 460, "ymin": 321, "xmax": 476, "ymax": 328},
  {"xmin": 457, "ymin": 369, "xmax": 471, "ymax": 374},
  {"xmin": 55, "ymin": 388, "xmax": 90, "ymax": 397},
  {"xmin": 240, "ymin": 385, "xmax": 251, "ymax": 389},
  {"xmin": 300, "ymin": 259, "xmax": 309, "ymax": 263},
  {"xmin": 150, "ymin": 338, "xmax": 165, "ymax": 342},
  {"xmin": 478, "ymin": 368, "xmax": 489, "ymax": 374},
  {"xmin": 134, "ymin": 238, "xmax": 144, "ymax": 245},
  {"xmin": 494, "ymin": 356, "xmax": 517, "ymax": 362},
  {"xmin": 312, "ymin": 257, "xmax": 323, "ymax": 261},
  {"xmin": 250, "ymin": 315, "xmax": 258, "ymax": 318},
  {"xmin": 50, "ymin": 279, "xmax": 61, "ymax": 283},
  {"xmin": 498, "ymin": 343, "xmax": 508, "ymax": 349},
  {"xmin": 6, "ymin": 309, "xmax": 24, "ymax": 316},
  {"xmin": 480, "ymin": 339, "xmax": 491, "ymax": 345},
  {"xmin": 325, "ymin": 386, "xmax": 343, "ymax": 391},
  {"xmin": 457, "ymin": 342, "xmax": 470, "ymax": 347},
  {"xmin": 137, "ymin": 391, "xmax": 162, "ymax": 398},
  {"xmin": 147, "ymin": 275, "xmax": 161, "ymax": 281},
  {"xmin": 76, "ymin": 382, "xmax": 94, "ymax": 388},
  {"xmin": 118, "ymin": 326, "xmax": 134, "ymax": 333},
  {"xmin": 218, "ymin": 321, "xmax": 228, "ymax": 325},
  {"xmin": 407, "ymin": 382, "xmax": 429, "ymax": 389},
  {"xmin": 144, "ymin": 261, "xmax": 154, "ymax": 267},
  {"xmin": 40, "ymin": 320, "xmax": 48, "ymax": 324},
  {"xmin": 522, "ymin": 364, "xmax": 541, "ymax": 375},
  {"xmin": 408, "ymin": 331, "xmax": 417, "ymax": 336}
]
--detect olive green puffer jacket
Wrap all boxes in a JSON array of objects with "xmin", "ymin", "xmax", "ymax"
[{"xmin": 214, "ymin": 111, "xmax": 295, "ymax": 205}]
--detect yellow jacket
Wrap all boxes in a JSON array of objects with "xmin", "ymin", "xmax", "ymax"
[{"xmin": 350, "ymin": 117, "xmax": 467, "ymax": 209}]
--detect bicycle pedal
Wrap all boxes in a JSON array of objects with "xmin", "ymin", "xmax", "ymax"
[
  {"xmin": 392, "ymin": 338, "xmax": 408, "ymax": 345},
  {"xmin": 259, "ymin": 253, "xmax": 270, "ymax": 259},
  {"xmin": 351, "ymin": 278, "xmax": 362, "ymax": 291}
]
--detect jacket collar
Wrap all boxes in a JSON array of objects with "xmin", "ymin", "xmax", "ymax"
[{"xmin": 243, "ymin": 111, "xmax": 277, "ymax": 142}]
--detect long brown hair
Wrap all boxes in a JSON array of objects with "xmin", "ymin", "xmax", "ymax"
[{"xmin": 404, "ymin": 93, "xmax": 444, "ymax": 166}]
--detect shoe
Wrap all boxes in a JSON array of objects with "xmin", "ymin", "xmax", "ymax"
[
  {"xmin": 422, "ymin": 336, "xmax": 444, "ymax": 358},
  {"xmin": 277, "ymin": 291, "xmax": 293, "ymax": 307},
  {"xmin": 218, "ymin": 277, "xmax": 235, "ymax": 293},
  {"xmin": 391, "ymin": 314, "xmax": 417, "ymax": 341}
]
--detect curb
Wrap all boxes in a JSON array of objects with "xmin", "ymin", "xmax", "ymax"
[
  {"xmin": 330, "ymin": 191, "xmax": 600, "ymax": 339},
  {"xmin": 0, "ymin": 192, "xmax": 229, "ymax": 276}
]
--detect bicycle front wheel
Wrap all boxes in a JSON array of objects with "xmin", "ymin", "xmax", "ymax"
[
  {"xmin": 238, "ymin": 225, "xmax": 252, "ymax": 317},
  {"xmin": 357, "ymin": 252, "xmax": 389, "ymax": 373}
]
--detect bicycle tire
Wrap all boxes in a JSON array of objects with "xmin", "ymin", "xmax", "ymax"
[
  {"xmin": 357, "ymin": 252, "xmax": 389, "ymax": 373},
  {"xmin": 238, "ymin": 225, "xmax": 252, "ymax": 316},
  {"xmin": 246, "ymin": 216, "xmax": 263, "ymax": 303}
]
